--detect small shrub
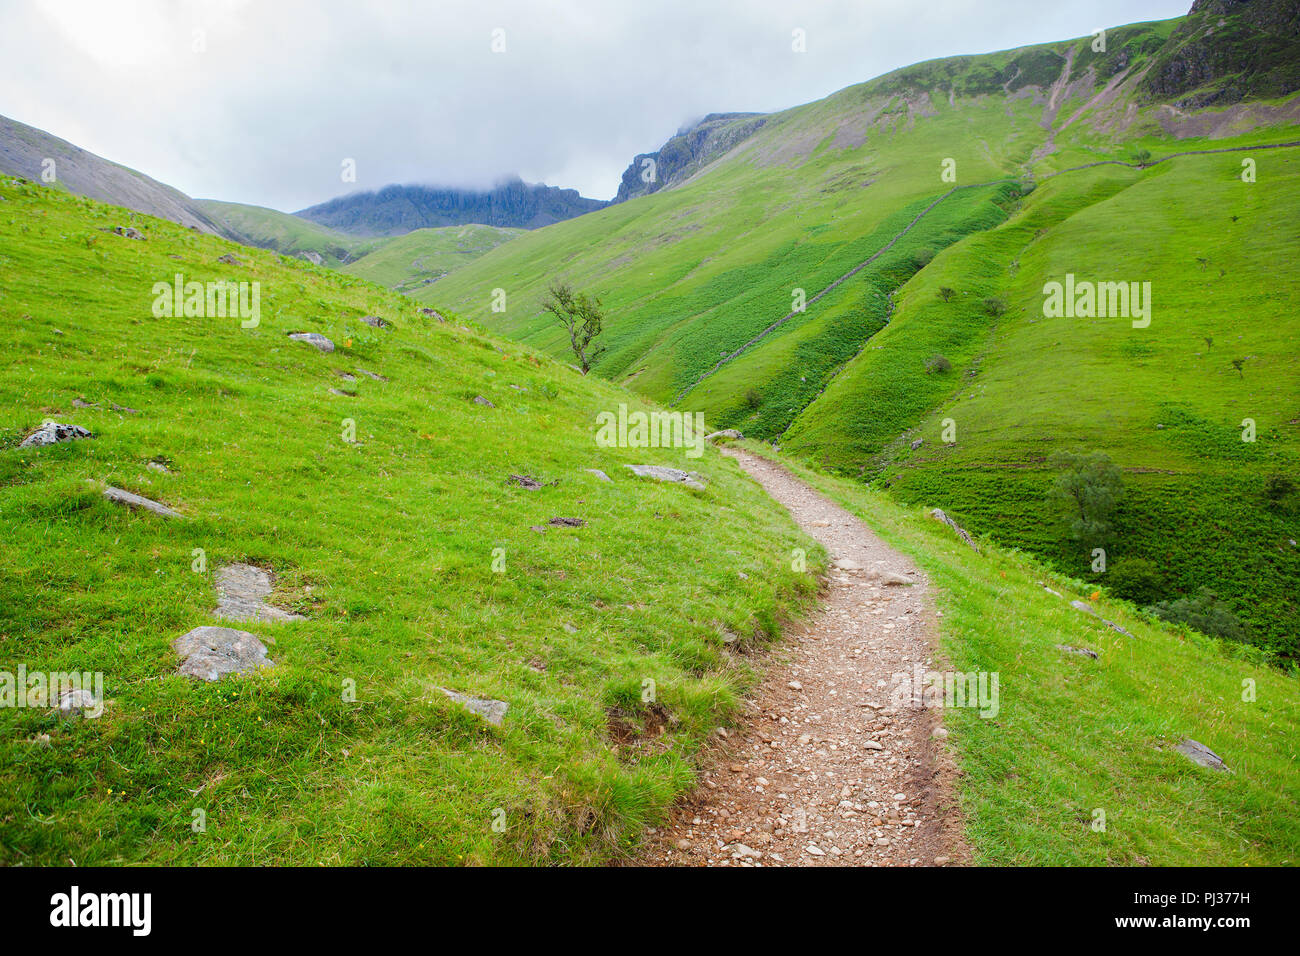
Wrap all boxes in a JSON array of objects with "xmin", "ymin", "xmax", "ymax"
[
  {"xmin": 1147, "ymin": 588, "xmax": 1247, "ymax": 643},
  {"xmin": 938, "ymin": 287, "xmax": 954, "ymax": 302},
  {"xmin": 743, "ymin": 388, "xmax": 762, "ymax": 410},
  {"xmin": 1263, "ymin": 475, "xmax": 1296, "ymax": 513},
  {"xmin": 981, "ymin": 296, "xmax": 1007, "ymax": 316},
  {"xmin": 923, "ymin": 353, "xmax": 952, "ymax": 375},
  {"xmin": 1048, "ymin": 451, "xmax": 1124, "ymax": 547},
  {"xmin": 1107, "ymin": 557, "xmax": 1164, "ymax": 605}
]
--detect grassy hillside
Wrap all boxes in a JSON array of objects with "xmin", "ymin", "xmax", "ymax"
[
  {"xmin": 421, "ymin": 10, "xmax": 1300, "ymax": 658},
  {"xmin": 2, "ymin": 175, "xmax": 1295, "ymax": 868},
  {"xmin": 783, "ymin": 140, "xmax": 1300, "ymax": 658},
  {"xmin": 0, "ymin": 178, "xmax": 822, "ymax": 865},
  {"xmin": 762, "ymin": 445, "xmax": 1298, "ymax": 866},
  {"xmin": 196, "ymin": 199, "xmax": 386, "ymax": 268},
  {"xmin": 342, "ymin": 224, "xmax": 524, "ymax": 293}
]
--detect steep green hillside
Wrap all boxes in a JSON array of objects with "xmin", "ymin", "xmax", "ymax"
[
  {"xmin": 342, "ymin": 224, "xmax": 524, "ymax": 293},
  {"xmin": 196, "ymin": 199, "xmax": 385, "ymax": 267},
  {"xmin": 423, "ymin": 6, "xmax": 1300, "ymax": 656},
  {"xmin": 782, "ymin": 142, "xmax": 1300, "ymax": 658},
  {"xmin": 0, "ymin": 178, "xmax": 821, "ymax": 865}
]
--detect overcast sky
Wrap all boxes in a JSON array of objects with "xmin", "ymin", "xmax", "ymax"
[{"xmin": 0, "ymin": 0, "xmax": 1190, "ymax": 211}]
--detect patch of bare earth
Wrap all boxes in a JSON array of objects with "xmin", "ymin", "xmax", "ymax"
[{"xmin": 636, "ymin": 450, "xmax": 969, "ymax": 867}]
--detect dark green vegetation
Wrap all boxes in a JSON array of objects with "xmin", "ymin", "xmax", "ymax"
[
  {"xmin": 429, "ymin": 5, "xmax": 1300, "ymax": 659},
  {"xmin": 0, "ymin": 178, "xmax": 822, "ymax": 864}
]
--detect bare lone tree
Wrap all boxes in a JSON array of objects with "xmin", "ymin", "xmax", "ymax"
[{"xmin": 542, "ymin": 281, "xmax": 606, "ymax": 374}]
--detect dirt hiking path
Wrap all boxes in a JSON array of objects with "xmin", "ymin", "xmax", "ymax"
[{"xmin": 637, "ymin": 449, "xmax": 968, "ymax": 867}]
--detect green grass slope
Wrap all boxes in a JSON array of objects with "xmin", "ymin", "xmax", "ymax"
[
  {"xmin": 0, "ymin": 178, "xmax": 823, "ymax": 865},
  {"xmin": 196, "ymin": 199, "xmax": 386, "ymax": 268},
  {"xmin": 784, "ymin": 137, "xmax": 1300, "ymax": 657},
  {"xmin": 342, "ymin": 223, "xmax": 524, "ymax": 294},
  {"xmin": 424, "ymin": 8, "xmax": 1299, "ymax": 658}
]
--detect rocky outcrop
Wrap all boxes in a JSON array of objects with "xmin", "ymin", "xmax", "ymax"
[
  {"xmin": 213, "ymin": 563, "xmax": 304, "ymax": 623},
  {"xmin": 1139, "ymin": 0, "xmax": 1300, "ymax": 107},
  {"xmin": 19, "ymin": 421, "xmax": 91, "ymax": 448},
  {"xmin": 1175, "ymin": 737, "xmax": 1230, "ymax": 771},
  {"xmin": 288, "ymin": 332, "xmax": 334, "ymax": 352},
  {"xmin": 439, "ymin": 687, "xmax": 508, "ymax": 725},
  {"xmin": 613, "ymin": 113, "xmax": 768, "ymax": 203},
  {"xmin": 103, "ymin": 486, "xmax": 184, "ymax": 518}
]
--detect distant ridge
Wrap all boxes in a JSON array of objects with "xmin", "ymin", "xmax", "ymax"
[
  {"xmin": 0, "ymin": 113, "xmax": 242, "ymax": 240},
  {"xmin": 295, "ymin": 176, "xmax": 608, "ymax": 236}
]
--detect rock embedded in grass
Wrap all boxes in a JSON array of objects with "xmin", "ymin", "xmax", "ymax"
[
  {"xmin": 57, "ymin": 688, "xmax": 101, "ymax": 719},
  {"xmin": 585, "ymin": 468, "xmax": 612, "ymax": 482},
  {"xmin": 173, "ymin": 625, "xmax": 273, "ymax": 681},
  {"xmin": 472, "ymin": 395, "xmax": 495, "ymax": 408},
  {"xmin": 103, "ymin": 486, "xmax": 184, "ymax": 518},
  {"xmin": 438, "ymin": 687, "xmax": 508, "ymax": 726},
  {"xmin": 1056, "ymin": 644, "xmax": 1099, "ymax": 659},
  {"xmin": 930, "ymin": 508, "xmax": 979, "ymax": 552},
  {"xmin": 359, "ymin": 315, "xmax": 389, "ymax": 329},
  {"xmin": 288, "ymin": 332, "xmax": 334, "ymax": 352},
  {"xmin": 549, "ymin": 516, "xmax": 585, "ymax": 527},
  {"xmin": 355, "ymin": 368, "xmax": 387, "ymax": 382},
  {"xmin": 19, "ymin": 421, "xmax": 92, "ymax": 447},
  {"xmin": 705, "ymin": 429, "xmax": 743, "ymax": 443},
  {"xmin": 213, "ymin": 563, "xmax": 305, "ymax": 623},
  {"xmin": 216, "ymin": 252, "xmax": 245, "ymax": 265},
  {"xmin": 1175, "ymin": 738, "xmax": 1230, "ymax": 772},
  {"xmin": 624, "ymin": 464, "xmax": 706, "ymax": 490}
]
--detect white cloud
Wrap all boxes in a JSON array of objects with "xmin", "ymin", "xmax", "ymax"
[{"xmin": 0, "ymin": 0, "xmax": 1191, "ymax": 211}]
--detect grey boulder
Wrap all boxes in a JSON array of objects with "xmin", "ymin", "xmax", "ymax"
[
  {"xmin": 1175, "ymin": 738, "xmax": 1230, "ymax": 772},
  {"xmin": 439, "ymin": 687, "xmax": 508, "ymax": 726},
  {"xmin": 288, "ymin": 332, "xmax": 334, "ymax": 352},
  {"xmin": 624, "ymin": 464, "xmax": 706, "ymax": 490},
  {"xmin": 173, "ymin": 626, "xmax": 273, "ymax": 681},
  {"xmin": 20, "ymin": 421, "xmax": 92, "ymax": 448},
  {"xmin": 103, "ymin": 486, "xmax": 184, "ymax": 518}
]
